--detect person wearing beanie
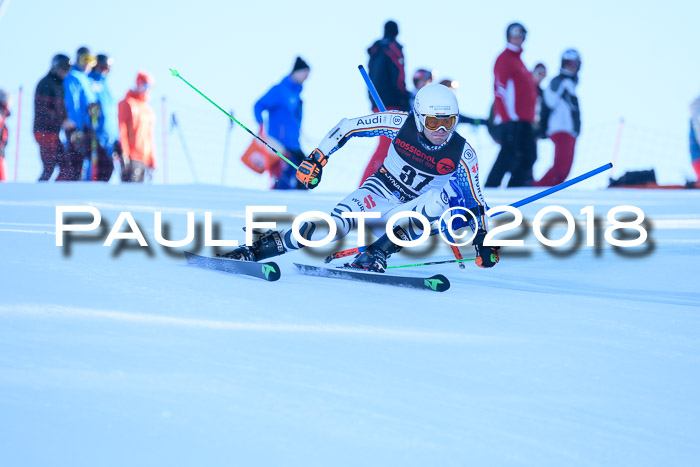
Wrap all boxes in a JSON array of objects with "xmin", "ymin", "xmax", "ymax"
[
  {"xmin": 251, "ymin": 56, "xmax": 310, "ymax": 189},
  {"xmin": 87, "ymin": 54, "xmax": 119, "ymax": 181},
  {"xmin": 360, "ymin": 20, "xmax": 411, "ymax": 185},
  {"xmin": 0, "ymin": 89, "xmax": 11, "ymax": 182},
  {"xmin": 34, "ymin": 53, "xmax": 72, "ymax": 181},
  {"xmin": 60, "ymin": 46, "xmax": 98, "ymax": 181},
  {"xmin": 117, "ymin": 71, "xmax": 156, "ymax": 182},
  {"xmin": 535, "ymin": 49, "xmax": 582, "ymax": 186},
  {"xmin": 486, "ymin": 22, "xmax": 538, "ymax": 188},
  {"xmin": 292, "ymin": 56, "xmax": 310, "ymax": 74}
]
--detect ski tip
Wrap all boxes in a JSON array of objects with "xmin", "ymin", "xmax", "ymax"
[
  {"xmin": 424, "ymin": 274, "xmax": 451, "ymax": 292},
  {"xmin": 260, "ymin": 262, "xmax": 281, "ymax": 281},
  {"xmin": 169, "ymin": 68, "xmax": 179, "ymax": 77}
]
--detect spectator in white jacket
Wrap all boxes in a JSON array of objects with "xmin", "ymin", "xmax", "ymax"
[{"xmin": 535, "ymin": 49, "xmax": 581, "ymax": 186}]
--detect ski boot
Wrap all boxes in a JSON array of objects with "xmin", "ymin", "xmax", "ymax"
[
  {"xmin": 218, "ymin": 230, "xmax": 286, "ymax": 262},
  {"xmin": 348, "ymin": 226, "xmax": 409, "ymax": 273}
]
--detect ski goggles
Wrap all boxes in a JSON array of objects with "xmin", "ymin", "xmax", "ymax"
[{"xmin": 420, "ymin": 114, "xmax": 457, "ymax": 132}]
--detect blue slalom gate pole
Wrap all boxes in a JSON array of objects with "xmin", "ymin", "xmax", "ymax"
[
  {"xmin": 490, "ymin": 162, "xmax": 613, "ymax": 217},
  {"xmin": 358, "ymin": 65, "xmax": 386, "ymax": 112}
]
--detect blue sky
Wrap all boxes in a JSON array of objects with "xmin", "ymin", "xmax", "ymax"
[{"xmin": 1, "ymin": 0, "xmax": 698, "ymax": 187}]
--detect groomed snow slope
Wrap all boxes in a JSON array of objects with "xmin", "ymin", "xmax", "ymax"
[{"xmin": 1, "ymin": 183, "xmax": 699, "ymax": 466}]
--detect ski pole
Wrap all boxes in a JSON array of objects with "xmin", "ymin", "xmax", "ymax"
[
  {"xmin": 387, "ymin": 258, "xmax": 474, "ymax": 270},
  {"xmin": 358, "ymin": 65, "xmax": 386, "ymax": 112},
  {"xmin": 220, "ymin": 108, "xmax": 234, "ymax": 185},
  {"xmin": 489, "ymin": 162, "xmax": 613, "ymax": 216},
  {"xmin": 89, "ymin": 111, "xmax": 99, "ymax": 181},
  {"xmin": 169, "ymin": 69, "xmax": 299, "ymax": 171}
]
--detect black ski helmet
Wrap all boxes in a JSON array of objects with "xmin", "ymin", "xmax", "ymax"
[{"xmin": 51, "ymin": 53, "xmax": 72, "ymax": 72}]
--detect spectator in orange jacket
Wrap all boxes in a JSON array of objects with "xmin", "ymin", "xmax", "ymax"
[{"xmin": 117, "ymin": 71, "xmax": 156, "ymax": 182}]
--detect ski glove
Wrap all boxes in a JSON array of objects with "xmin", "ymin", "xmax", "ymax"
[
  {"xmin": 296, "ymin": 148, "xmax": 328, "ymax": 189},
  {"xmin": 473, "ymin": 229, "xmax": 499, "ymax": 268}
]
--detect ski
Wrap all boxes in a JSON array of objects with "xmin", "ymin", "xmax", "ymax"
[
  {"xmin": 293, "ymin": 263, "xmax": 450, "ymax": 292},
  {"xmin": 184, "ymin": 251, "xmax": 281, "ymax": 281}
]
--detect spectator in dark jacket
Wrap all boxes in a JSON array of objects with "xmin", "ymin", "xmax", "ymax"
[
  {"xmin": 34, "ymin": 54, "xmax": 71, "ymax": 181},
  {"xmin": 254, "ymin": 56, "xmax": 310, "ymax": 189},
  {"xmin": 367, "ymin": 20, "xmax": 410, "ymax": 112},
  {"xmin": 360, "ymin": 20, "xmax": 411, "ymax": 185},
  {"xmin": 0, "ymin": 89, "xmax": 10, "ymax": 182},
  {"xmin": 535, "ymin": 49, "xmax": 582, "ymax": 186},
  {"xmin": 486, "ymin": 22, "xmax": 538, "ymax": 187}
]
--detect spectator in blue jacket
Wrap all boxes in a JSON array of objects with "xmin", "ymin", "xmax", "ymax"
[
  {"xmin": 61, "ymin": 46, "xmax": 98, "ymax": 181},
  {"xmin": 88, "ymin": 54, "xmax": 119, "ymax": 181},
  {"xmin": 254, "ymin": 56, "xmax": 310, "ymax": 189}
]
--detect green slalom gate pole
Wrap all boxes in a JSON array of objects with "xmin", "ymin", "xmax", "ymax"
[{"xmin": 169, "ymin": 68, "xmax": 307, "ymax": 176}]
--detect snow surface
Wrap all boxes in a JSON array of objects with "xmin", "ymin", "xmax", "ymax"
[{"xmin": 1, "ymin": 182, "xmax": 699, "ymax": 466}]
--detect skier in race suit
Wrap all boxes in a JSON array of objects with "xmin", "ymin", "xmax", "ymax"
[{"xmin": 224, "ymin": 83, "xmax": 500, "ymax": 271}]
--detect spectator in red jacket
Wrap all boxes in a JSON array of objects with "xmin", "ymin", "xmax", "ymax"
[
  {"xmin": 34, "ymin": 54, "xmax": 72, "ymax": 181},
  {"xmin": 485, "ymin": 22, "xmax": 538, "ymax": 187},
  {"xmin": 359, "ymin": 20, "xmax": 411, "ymax": 185}
]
